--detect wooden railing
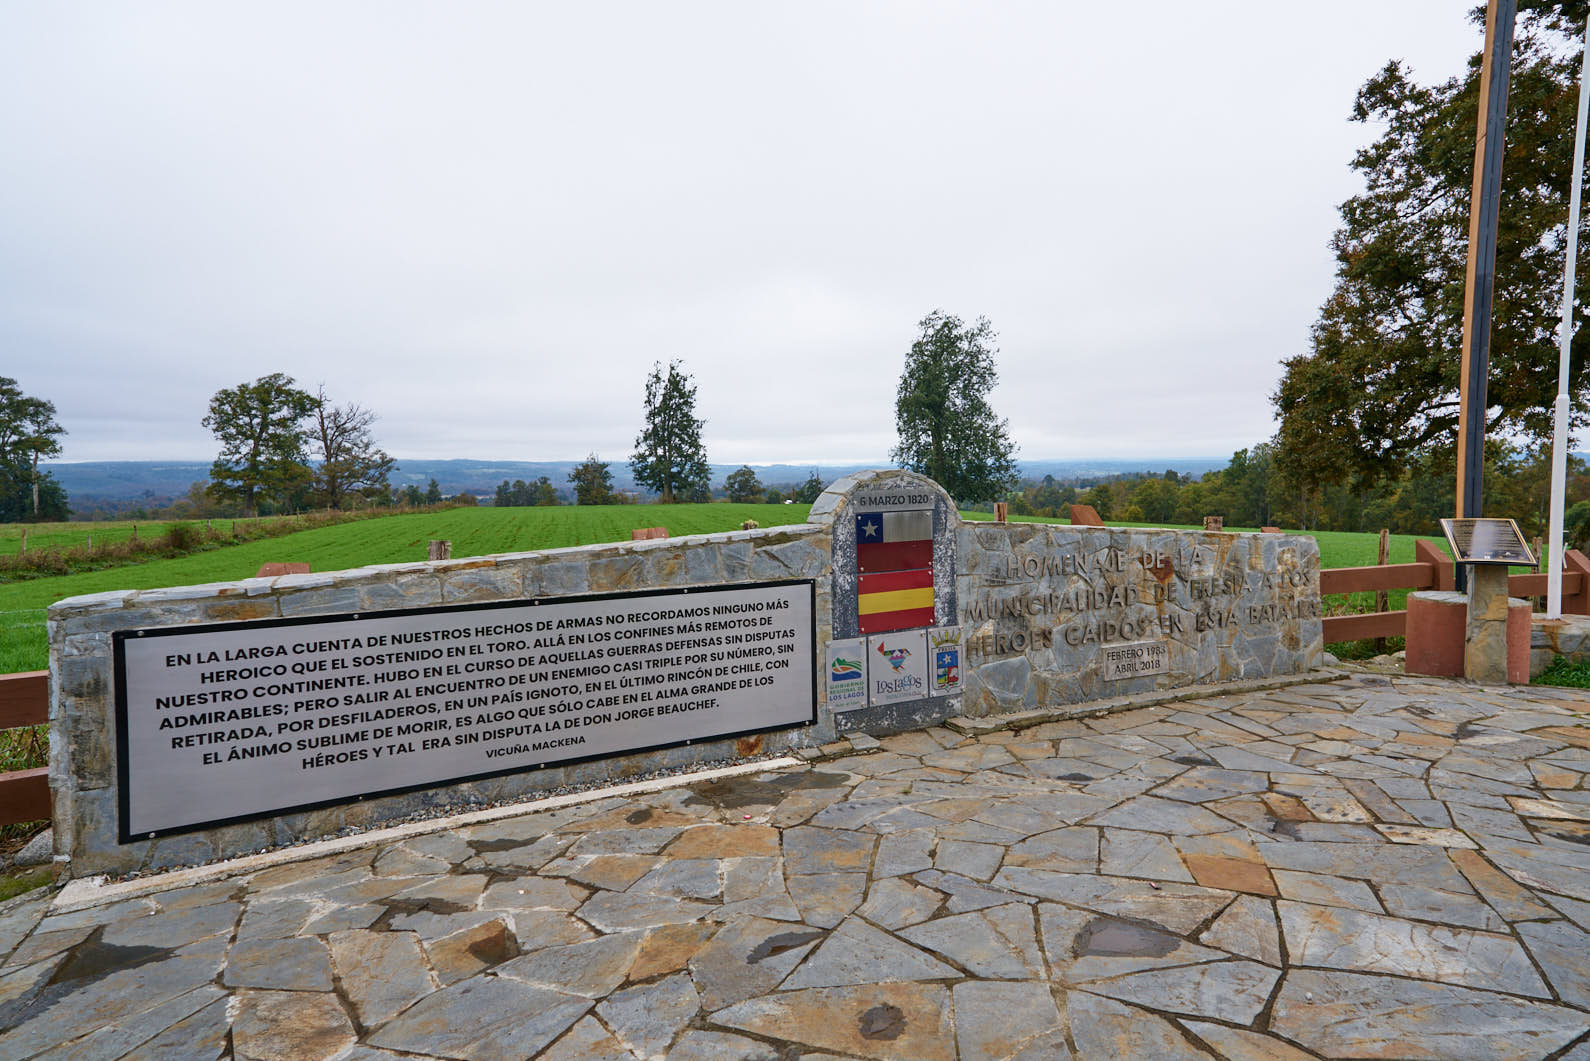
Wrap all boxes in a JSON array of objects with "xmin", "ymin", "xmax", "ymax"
[
  {"xmin": 0, "ymin": 671, "xmax": 50, "ymax": 826},
  {"xmin": 1320, "ymin": 539, "xmax": 1590, "ymax": 643}
]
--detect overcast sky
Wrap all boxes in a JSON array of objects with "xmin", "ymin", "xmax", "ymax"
[{"xmin": 3, "ymin": 3, "xmax": 1481, "ymax": 466}]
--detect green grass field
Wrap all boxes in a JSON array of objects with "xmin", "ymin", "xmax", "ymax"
[
  {"xmin": 0, "ymin": 505, "xmax": 812, "ymax": 673},
  {"xmin": 0, "ymin": 516, "xmax": 277, "ymax": 557},
  {"xmin": 0, "ymin": 506, "xmax": 1455, "ymax": 675}
]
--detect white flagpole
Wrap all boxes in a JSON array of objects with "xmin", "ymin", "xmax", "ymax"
[{"xmin": 1548, "ymin": 17, "xmax": 1590, "ymax": 618}]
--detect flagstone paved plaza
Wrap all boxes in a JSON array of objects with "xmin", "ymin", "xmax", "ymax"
[{"xmin": 4, "ymin": 671, "xmax": 1590, "ymax": 1058}]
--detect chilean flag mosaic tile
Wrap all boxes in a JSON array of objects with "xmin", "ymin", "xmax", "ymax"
[{"xmin": 856, "ymin": 510, "xmax": 935, "ymax": 634}]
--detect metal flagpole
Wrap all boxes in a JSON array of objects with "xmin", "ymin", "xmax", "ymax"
[{"xmin": 1548, "ymin": 16, "xmax": 1590, "ymax": 618}]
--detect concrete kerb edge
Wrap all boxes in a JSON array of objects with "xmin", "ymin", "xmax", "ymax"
[{"xmin": 49, "ymin": 755, "xmax": 802, "ymax": 914}]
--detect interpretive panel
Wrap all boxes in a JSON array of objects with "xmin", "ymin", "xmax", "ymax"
[{"xmin": 114, "ymin": 580, "xmax": 815, "ymax": 839}]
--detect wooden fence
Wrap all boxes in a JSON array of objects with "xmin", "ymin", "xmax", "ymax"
[
  {"xmin": 1320, "ymin": 539, "xmax": 1590, "ymax": 643},
  {"xmin": 0, "ymin": 671, "xmax": 50, "ymax": 826}
]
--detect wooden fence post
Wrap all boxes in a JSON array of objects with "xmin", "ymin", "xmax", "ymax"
[
  {"xmin": 17, "ymin": 530, "xmax": 24, "ymax": 555},
  {"xmin": 1563, "ymin": 549, "xmax": 1590, "ymax": 615},
  {"xmin": 1415, "ymin": 539, "xmax": 1455, "ymax": 592},
  {"xmin": 1375, "ymin": 528, "xmax": 1390, "ymax": 653},
  {"xmin": 428, "ymin": 540, "xmax": 451, "ymax": 561}
]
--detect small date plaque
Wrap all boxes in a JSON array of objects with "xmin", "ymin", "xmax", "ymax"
[{"xmin": 1439, "ymin": 518, "xmax": 1537, "ymax": 566}]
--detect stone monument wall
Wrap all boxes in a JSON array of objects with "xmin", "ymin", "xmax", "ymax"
[{"xmin": 47, "ymin": 469, "xmax": 1323, "ymax": 878}]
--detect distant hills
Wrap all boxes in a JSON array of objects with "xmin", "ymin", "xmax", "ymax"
[{"xmin": 43, "ymin": 457, "xmax": 1231, "ymax": 507}]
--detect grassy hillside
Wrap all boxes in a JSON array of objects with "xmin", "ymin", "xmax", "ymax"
[
  {"xmin": 0, "ymin": 506, "xmax": 1450, "ymax": 675},
  {"xmin": 0, "ymin": 517, "xmax": 272, "ymax": 557},
  {"xmin": 0, "ymin": 505, "xmax": 810, "ymax": 673}
]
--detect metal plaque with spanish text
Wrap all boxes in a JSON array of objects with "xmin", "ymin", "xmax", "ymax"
[
  {"xmin": 1440, "ymin": 518, "xmax": 1536, "ymax": 566},
  {"xmin": 113, "ymin": 580, "xmax": 815, "ymax": 840}
]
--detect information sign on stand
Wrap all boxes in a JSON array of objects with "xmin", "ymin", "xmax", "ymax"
[
  {"xmin": 114, "ymin": 580, "xmax": 815, "ymax": 839},
  {"xmin": 1439, "ymin": 518, "xmax": 1537, "ymax": 566}
]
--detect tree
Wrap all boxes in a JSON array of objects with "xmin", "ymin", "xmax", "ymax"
[
  {"xmin": 424, "ymin": 479, "xmax": 443, "ymax": 505},
  {"xmin": 792, "ymin": 471, "xmax": 825, "ymax": 504},
  {"xmin": 0, "ymin": 377, "xmax": 67, "ymax": 521},
  {"xmin": 725, "ymin": 465, "xmax": 763, "ymax": 503},
  {"xmin": 631, "ymin": 361, "xmax": 710, "ymax": 503},
  {"xmin": 569, "ymin": 454, "xmax": 616, "ymax": 505},
  {"xmin": 308, "ymin": 387, "xmax": 394, "ymax": 509},
  {"xmin": 530, "ymin": 476, "xmax": 559, "ymax": 506},
  {"xmin": 400, "ymin": 484, "xmax": 424, "ymax": 506},
  {"xmin": 891, "ymin": 311, "xmax": 1019, "ymax": 503},
  {"xmin": 202, "ymin": 373, "xmax": 317, "ymax": 516},
  {"xmin": 1275, "ymin": 4, "xmax": 1590, "ymax": 492},
  {"xmin": 1082, "ymin": 484, "xmax": 1113, "ymax": 521}
]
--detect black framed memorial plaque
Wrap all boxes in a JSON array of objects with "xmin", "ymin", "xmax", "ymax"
[{"xmin": 113, "ymin": 579, "xmax": 816, "ymax": 841}]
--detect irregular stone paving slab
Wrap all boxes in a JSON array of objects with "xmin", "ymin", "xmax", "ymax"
[
  {"xmin": 1079, "ymin": 958, "xmax": 1280, "ymax": 1024},
  {"xmin": 118, "ymin": 994, "xmax": 230, "ymax": 1061},
  {"xmin": 1378, "ymin": 881, "xmax": 1508, "ymax": 931},
  {"xmin": 783, "ymin": 916, "xmax": 958, "ymax": 989},
  {"xmin": 496, "ymin": 931, "xmax": 643, "ymax": 997},
  {"xmin": 952, "ymin": 980, "xmax": 1067, "ymax": 1060},
  {"xmin": 994, "ymin": 868, "xmax": 1233, "ymax": 934},
  {"xmin": 899, "ymin": 903, "xmax": 1045, "ymax": 980},
  {"xmin": 1516, "ymin": 920, "xmax": 1590, "ymax": 1010},
  {"xmin": 855, "ymin": 876, "xmax": 945, "ymax": 929},
  {"xmin": 1180, "ymin": 1019, "xmax": 1318, "ymax": 1061},
  {"xmin": 538, "ymin": 1014, "xmax": 639, "ymax": 1061},
  {"xmin": 1270, "ymin": 869, "xmax": 1383, "ymax": 913},
  {"xmin": 1280, "ymin": 900, "xmax": 1548, "ymax": 996},
  {"xmin": 595, "ymin": 972, "xmax": 700, "ymax": 1056},
  {"xmin": 1087, "ymin": 795, "xmax": 1235, "ymax": 834},
  {"xmin": 1041, "ymin": 904, "xmax": 1228, "ymax": 983},
  {"xmin": 577, "ymin": 891, "xmax": 715, "ymax": 933},
  {"xmin": 1449, "ymin": 848, "xmax": 1560, "ymax": 920},
  {"xmin": 328, "ymin": 929, "xmax": 437, "ymax": 1027},
  {"xmin": 1100, "ymin": 829, "xmax": 1196, "ymax": 883},
  {"xmin": 424, "ymin": 914, "xmax": 517, "ymax": 984},
  {"xmin": 367, "ymin": 976, "xmax": 590, "ymax": 1059},
  {"xmin": 222, "ymin": 936, "xmax": 333, "ymax": 990},
  {"xmin": 1196, "ymin": 894, "xmax": 1281, "ymax": 965},
  {"xmin": 786, "ymin": 871, "xmax": 868, "ymax": 927},
  {"xmin": 688, "ymin": 917, "xmax": 822, "ymax": 1010},
  {"xmin": 232, "ymin": 989, "xmax": 357, "ymax": 1061},
  {"xmin": 1067, "ymin": 991, "xmax": 1217, "ymax": 1060},
  {"xmin": 710, "ymin": 982, "xmax": 955, "ymax": 1061},
  {"xmin": 0, "ymin": 938, "xmax": 227, "ymax": 1058},
  {"xmin": 668, "ymin": 1029, "xmax": 787, "ymax": 1060},
  {"xmin": 1271, "ymin": 969, "xmax": 1590, "ymax": 1061},
  {"xmin": 30, "ymin": 983, "xmax": 223, "ymax": 1061},
  {"xmin": 1003, "ymin": 826, "xmax": 1099, "ymax": 872}
]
